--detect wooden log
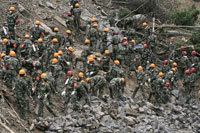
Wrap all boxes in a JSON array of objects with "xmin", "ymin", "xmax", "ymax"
[{"xmin": 0, "ymin": 121, "xmax": 15, "ymax": 133}]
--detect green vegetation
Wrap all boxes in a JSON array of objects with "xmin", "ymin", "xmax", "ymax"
[{"xmin": 171, "ymin": 5, "xmax": 200, "ymax": 25}]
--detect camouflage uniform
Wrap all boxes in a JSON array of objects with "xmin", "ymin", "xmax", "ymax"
[
  {"xmin": 5, "ymin": 56, "xmax": 20, "ymax": 88},
  {"xmin": 107, "ymin": 65, "xmax": 125, "ymax": 82},
  {"xmin": 37, "ymin": 79, "xmax": 57, "ymax": 117},
  {"xmin": 101, "ymin": 32, "xmax": 108, "ymax": 54},
  {"xmin": 111, "ymin": 34, "xmax": 120, "ymax": 60},
  {"xmin": 108, "ymin": 9, "xmax": 116, "ymax": 27},
  {"xmin": 101, "ymin": 55, "xmax": 110, "ymax": 72},
  {"xmin": 117, "ymin": 44, "xmax": 128, "ymax": 67},
  {"xmin": 109, "ymin": 78, "xmax": 125, "ymax": 99},
  {"xmin": 190, "ymin": 72, "xmax": 197, "ymax": 100},
  {"xmin": 14, "ymin": 76, "xmax": 29, "ymax": 120},
  {"xmin": 7, "ymin": 12, "xmax": 18, "ymax": 39},
  {"xmin": 132, "ymin": 70, "xmax": 146, "ymax": 99},
  {"xmin": 89, "ymin": 75, "xmax": 106, "ymax": 98},
  {"xmin": 29, "ymin": 43, "xmax": 40, "ymax": 60},
  {"xmin": 0, "ymin": 24, "xmax": 9, "ymax": 39},
  {"xmin": 88, "ymin": 27, "xmax": 99, "ymax": 52},
  {"xmin": 155, "ymin": 76, "xmax": 165, "ymax": 105},
  {"xmin": 66, "ymin": 15, "xmax": 74, "ymax": 31},
  {"xmin": 183, "ymin": 74, "xmax": 191, "ymax": 103},
  {"xmin": 162, "ymin": 64, "xmax": 170, "ymax": 74},
  {"xmin": 86, "ymin": 62, "xmax": 99, "ymax": 77},
  {"xmin": 65, "ymin": 34, "xmax": 74, "ymax": 47},
  {"xmin": 179, "ymin": 55, "xmax": 190, "ymax": 78},
  {"xmin": 168, "ymin": 42, "xmax": 176, "ymax": 60},
  {"xmin": 73, "ymin": 7, "xmax": 81, "ymax": 30},
  {"xmin": 31, "ymin": 25, "xmax": 44, "ymax": 41},
  {"xmin": 142, "ymin": 48, "xmax": 151, "ymax": 68}
]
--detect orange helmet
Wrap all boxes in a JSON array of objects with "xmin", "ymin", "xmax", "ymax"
[
  {"xmin": 150, "ymin": 64, "xmax": 155, "ymax": 68},
  {"xmin": 54, "ymin": 53, "xmax": 59, "ymax": 58},
  {"xmin": 93, "ymin": 23, "xmax": 98, "ymax": 27},
  {"xmin": 173, "ymin": 62, "xmax": 177, "ymax": 67},
  {"xmin": 88, "ymin": 58, "xmax": 94, "ymax": 62},
  {"xmin": 58, "ymin": 50, "xmax": 63, "ymax": 55},
  {"xmin": 123, "ymin": 37, "xmax": 127, "ymax": 40},
  {"xmin": 54, "ymin": 27, "xmax": 59, "ymax": 32},
  {"xmin": 68, "ymin": 47, "xmax": 74, "ymax": 52},
  {"xmin": 52, "ymin": 38, "xmax": 58, "ymax": 43},
  {"xmin": 114, "ymin": 60, "xmax": 120, "ymax": 65},
  {"xmin": 158, "ymin": 72, "xmax": 164, "ymax": 77},
  {"xmin": 66, "ymin": 30, "xmax": 72, "ymax": 34},
  {"xmin": 91, "ymin": 18, "xmax": 96, "ymax": 22},
  {"xmin": 24, "ymin": 34, "xmax": 30, "ymax": 38},
  {"xmin": 89, "ymin": 55, "xmax": 95, "ymax": 58},
  {"xmin": 19, "ymin": 69, "xmax": 26, "ymax": 75},
  {"xmin": 9, "ymin": 7, "xmax": 15, "ymax": 11},
  {"xmin": 131, "ymin": 40, "xmax": 135, "ymax": 44},
  {"xmin": 35, "ymin": 20, "xmax": 40, "ymax": 25},
  {"xmin": 75, "ymin": 3, "xmax": 79, "ymax": 7},
  {"xmin": 85, "ymin": 39, "xmax": 90, "ymax": 44},
  {"xmin": 38, "ymin": 38, "xmax": 43, "ymax": 43},
  {"xmin": 10, "ymin": 51, "xmax": 16, "ymax": 57},
  {"xmin": 78, "ymin": 72, "xmax": 84, "ymax": 78},
  {"xmin": 52, "ymin": 58, "xmax": 58, "ymax": 64},
  {"xmin": 104, "ymin": 28, "xmax": 109, "ymax": 33},
  {"xmin": 121, "ymin": 78, "xmax": 125, "ymax": 83},
  {"xmin": 3, "ymin": 39, "xmax": 8, "ymax": 44},
  {"xmin": 41, "ymin": 73, "xmax": 47, "ymax": 78},
  {"xmin": 105, "ymin": 50, "xmax": 109, "ymax": 55},
  {"xmin": 86, "ymin": 78, "xmax": 90, "ymax": 83},
  {"xmin": 138, "ymin": 66, "xmax": 143, "ymax": 71},
  {"xmin": 1, "ymin": 53, "xmax": 6, "ymax": 59},
  {"xmin": 142, "ymin": 22, "xmax": 147, "ymax": 27}
]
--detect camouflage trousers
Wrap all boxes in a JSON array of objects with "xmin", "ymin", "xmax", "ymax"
[{"xmin": 15, "ymin": 95, "xmax": 27, "ymax": 120}]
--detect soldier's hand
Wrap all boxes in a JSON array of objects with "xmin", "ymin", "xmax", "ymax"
[{"xmin": 29, "ymin": 96, "xmax": 33, "ymax": 101}]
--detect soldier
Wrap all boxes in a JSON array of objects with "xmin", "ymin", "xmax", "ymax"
[
  {"xmin": 111, "ymin": 30, "xmax": 120, "ymax": 60},
  {"xmin": 154, "ymin": 72, "xmax": 165, "ymax": 105},
  {"xmin": 88, "ymin": 23, "xmax": 99, "ymax": 52},
  {"xmin": 101, "ymin": 50, "xmax": 111, "ymax": 72},
  {"xmin": 73, "ymin": 3, "xmax": 81, "ymax": 30},
  {"xmin": 65, "ymin": 30, "xmax": 74, "ymax": 47},
  {"xmin": 190, "ymin": 68, "xmax": 197, "ymax": 101},
  {"xmin": 162, "ymin": 60, "xmax": 170, "ymax": 74},
  {"xmin": 14, "ymin": 70, "xmax": 30, "ymax": 120},
  {"xmin": 63, "ymin": 47, "xmax": 75, "ymax": 71},
  {"xmin": 7, "ymin": 7, "xmax": 19, "ymax": 40},
  {"xmin": 109, "ymin": 78, "xmax": 126, "ymax": 99},
  {"xmin": 51, "ymin": 27, "xmax": 62, "ymax": 47},
  {"xmin": 190, "ymin": 51, "xmax": 199, "ymax": 69},
  {"xmin": 5, "ymin": 51, "xmax": 20, "ymax": 88},
  {"xmin": 132, "ymin": 66, "xmax": 146, "ymax": 100},
  {"xmin": 179, "ymin": 51, "xmax": 190, "ymax": 78},
  {"xmin": 183, "ymin": 69, "xmax": 191, "ymax": 104},
  {"xmin": 108, "ymin": 7, "xmax": 116, "ymax": 27},
  {"xmin": 86, "ymin": 75, "xmax": 107, "ymax": 99},
  {"xmin": 61, "ymin": 71, "xmax": 76, "ymax": 112},
  {"xmin": 168, "ymin": 37, "xmax": 176, "ymax": 60},
  {"xmin": 117, "ymin": 38, "xmax": 128, "ymax": 67},
  {"xmin": 75, "ymin": 40, "xmax": 92, "ymax": 71},
  {"xmin": 37, "ymin": 73, "xmax": 57, "ymax": 117},
  {"xmin": 19, "ymin": 34, "xmax": 31, "ymax": 59},
  {"xmin": 31, "ymin": 21, "xmax": 45, "ymax": 42},
  {"xmin": 107, "ymin": 60, "xmax": 125, "ymax": 82},
  {"xmin": 72, "ymin": 72, "xmax": 90, "ymax": 110},
  {"xmin": 142, "ymin": 44, "xmax": 151, "ymax": 68},
  {"xmin": 29, "ymin": 39, "xmax": 41, "ymax": 60},
  {"xmin": 101, "ymin": 28, "xmax": 109, "ymax": 54},
  {"xmin": 86, "ymin": 57, "xmax": 99, "ymax": 77},
  {"xmin": 0, "ymin": 53, "xmax": 7, "ymax": 80},
  {"xmin": 2, "ymin": 39, "xmax": 9, "ymax": 54},
  {"xmin": 66, "ymin": 12, "xmax": 74, "ymax": 31},
  {"xmin": 142, "ymin": 22, "xmax": 151, "ymax": 39},
  {"xmin": 50, "ymin": 58, "xmax": 63, "ymax": 94}
]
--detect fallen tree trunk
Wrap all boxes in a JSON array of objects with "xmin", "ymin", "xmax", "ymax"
[{"xmin": 160, "ymin": 31, "xmax": 192, "ymax": 36}]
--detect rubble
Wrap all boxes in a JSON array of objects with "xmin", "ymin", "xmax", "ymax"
[{"xmin": 33, "ymin": 96, "xmax": 200, "ymax": 132}]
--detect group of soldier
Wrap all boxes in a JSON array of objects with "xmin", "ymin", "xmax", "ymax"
[{"xmin": 0, "ymin": 1, "xmax": 199, "ymax": 120}]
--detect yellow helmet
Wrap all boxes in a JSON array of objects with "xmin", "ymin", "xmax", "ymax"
[
  {"xmin": 24, "ymin": 34, "xmax": 30, "ymax": 39},
  {"xmin": 142, "ymin": 22, "xmax": 147, "ymax": 27},
  {"xmin": 9, "ymin": 7, "xmax": 15, "ymax": 11},
  {"xmin": 91, "ymin": 18, "xmax": 96, "ymax": 22},
  {"xmin": 105, "ymin": 50, "xmax": 109, "ymax": 55},
  {"xmin": 75, "ymin": 3, "xmax": 79, "ymax": 7},
  {"xmin": 19, "ymin": 69, "xmax": 26, "ymax": 75},
  {"xmin": 138, "ymin": 66, "xmax": 143, "ymax": 71},
  {"xmin": 172, "ymin": 68, "xmax": 176, "ymax": 73},
  {"xmin": 158, "ymin": 72, "xmax": 164, "ymax": 77},
  {"xmin": 52, "ymin": 58, "xmax": 58, "ymax": 64},
  {"xmin": 52, "ymin": 38, "xmax": 58, "ymax": 43},
  {"xmin": 173, "ymin": 62, "xmax": 177, "ymax": 67},
  {"xmin": 10, "ymin": 51, "xmax": 16, "ymax": 57},
  {"xmin": 66, "ymin": 30, "xmax": 72, "ymax": 34},
  {"xmin": 3, "ymin": 39, "xmax": 8, "ymax": 44},
  {"xmin": 38, "ymin": 38, "xmax": 43, "ymax": 43},
  {"xmin": 54, "ymin": 27, "xmax": 59, "ymax": 32},
  {"xmin": 54, "ymin": 53, "xmax": 59, "ymax": 58},
  {"xmin": 150, "ymin": 64, "xmax": 155, "ymax": 68},
  {"xmin": 89, "ymin": 55, "xmax": 95, "ymax": 59},
  {"xmin": 58, "ymin": 50, "xmax": 63, "ymax": 55},
  {"xmin": 41, "ymin": 73, "xmax": 47, "ymax": 78},
  {"xmin": 78, "ymin": 72, "xmax": 84, "ymax": 78},
  {"xmin": 93, "ymin": 23, "xmax": 98, "ymax": 27},
  {"xmin": 114, "ymin": 60, "xmax": 120, "ymax": 65},
  {"xmin": 35, "ymin": 20, "xmax": 40, "ymax": 25},
  {"xmin": 1, "ymin": 53, "xmax": 6, "ymax": 59},
  {"xmin": 85, "ymin": 39, "xmax": 90, "ymax": 44},
  {"xmin": 86, "ymin": 78, "xmax": 90, "ymax": 83},
  {"xmin": 131, "ymin": 40, "xmax": 136, "ymax": 44},
  {"xmin": 68, "ymin": 47, "xmax": 74, "ymax": 52},
  {"xmin": 104, "ymin": 28, "xmax": 109, "ymax": 33},
  {"xmin": 121, "ymin": 78, "xmax": 125, "ymax": 83}
]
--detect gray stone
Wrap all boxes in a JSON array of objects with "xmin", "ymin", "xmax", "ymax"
[{"xmin": 46, "ymin": 2, "xmax": 56, "ymax": 9}]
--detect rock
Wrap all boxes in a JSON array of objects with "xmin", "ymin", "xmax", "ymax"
[
  {"xmin": 18, "ymin": 4, "xmax": 31, "ymax": 17},
  {"xmin": 54, "ymin": 16, "xmax": 67, "ymax": 27},
  {"xmin": 171, "ymin": 90, "xmax": 179, "ymax": 98},
  {"xmin": 139, "ymin": 107, "xmax": 145, "ymax": 113},
  {"xmin": 125, "ymin": 109, "xmax": 139, "ymax": 117},
  {"xmin": 46, "ymin": 2, "xmax": 56, "ymax": 9},
  {"xmin": 192, "ymin": 105, "xmax": 198, "ymax": 109},
  {"xmin": 39, "ymin": 1, "xmax": 46, "ymax": 7}
]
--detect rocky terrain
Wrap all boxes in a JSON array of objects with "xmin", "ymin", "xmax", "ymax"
[{"xmin": 0, "ymin": 0, "xmax": 200, "ymax": 133}]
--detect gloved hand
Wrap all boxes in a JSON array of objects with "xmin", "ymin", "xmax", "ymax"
[{"xmin": 61, "ymin": 91, "xmax": 66, "ymax": 96}]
